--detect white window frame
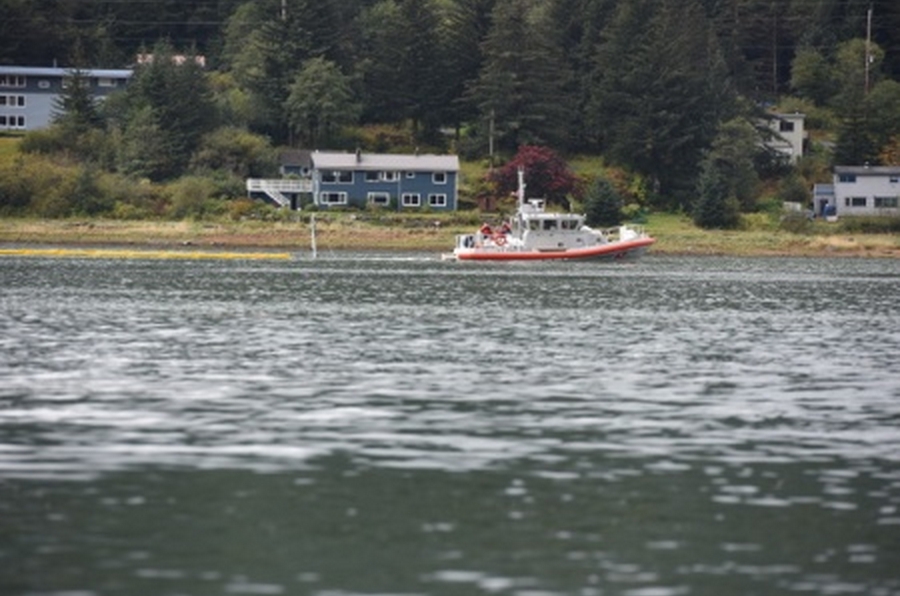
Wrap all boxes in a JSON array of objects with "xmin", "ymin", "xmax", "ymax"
[
  {"xmin": 322, "ymin": 170, "xmax": 353, "ymax": 184},
  {"xmin": 405, "ymin": 171, "xmax": 416, "ymax": 179},
  {"xmin": 428, "ymin": 193, "xmax": 447, "ymax": 207},
  {"xmin": 401, "ymin": 193, "xmax": 421, "ymax": 207},
  {"xmin": 0, "ymin": 75, "xmax": 26, "ymax": 88},
  {"xmin": 0, "ymin": 115, "xmax": 26, "ymax": 129},
  {"xmin": 319, "ymin": 192, "xmax": 348, "ymax": 205},
  {"xmin": 845, "ymin": 197, "xmax": 866, "ymax": 207},
  {"xmin": 0, "ymin": 95, "xmax": 25, "ymax": 107},
  {"xmin": 874, "ymin": 196, "xmax": 898, "ymax": 208},
  {"xmin": 98, "ymin": 77, "xmax": 117, "ymax": 88},
  {"xmin": 365, "ymin": 171, "xmax": 380, "ymax": 182},
  {"xmin": 382, "ymin": 171, "xmax": 399, "ymax": 182},
  {"xmin": 432, "ymin": 171, "xmax": 447, "ymax": 184},
  {"xmin": 367, "ymin": 192, "xmax": 390, "ymax": 206}
]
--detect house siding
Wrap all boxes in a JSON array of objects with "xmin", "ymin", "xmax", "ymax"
[
  {"xmin": 832, "ymin": 166, "xmax": 900, "ymax": 217},
  {"xmin": 311, "ymin": 152, "xmax": 460, "ymax": 211},
  {"xmin": 0, "ymin": 66, "xmax": 132, "ymax": 131}
]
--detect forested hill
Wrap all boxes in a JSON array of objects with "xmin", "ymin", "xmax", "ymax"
[{"xmin": 2, "ymin": 0, "xmax": 900, "ymax": 217}]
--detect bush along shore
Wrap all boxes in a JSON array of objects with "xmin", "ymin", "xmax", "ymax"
[{"xmin": 1, "ymin": 212, "xmax": 898, "ymax": 258}]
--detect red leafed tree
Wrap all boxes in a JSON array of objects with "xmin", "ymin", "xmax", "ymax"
[{"xmin": 488, "ymin": 145, "xmax": 581, "ymax": 207}]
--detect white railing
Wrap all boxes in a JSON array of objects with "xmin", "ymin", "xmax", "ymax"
[{"xmin": 246, "ymin": 178, "xmax": 313, "ymax": 208}]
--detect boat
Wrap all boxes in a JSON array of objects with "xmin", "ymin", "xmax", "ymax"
[{"xmin": 444, "ymin": 169, "xmax": 655, "ymax": 261}]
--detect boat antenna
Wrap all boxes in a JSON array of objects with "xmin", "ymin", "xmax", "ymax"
[{"xmin": 517, "ymin": 167, "xmax": 525, "ymax": 211}]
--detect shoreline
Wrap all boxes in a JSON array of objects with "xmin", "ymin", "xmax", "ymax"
[{"xmin": 1, "ymin": 218, "xmax": 898, "ymax": 258}]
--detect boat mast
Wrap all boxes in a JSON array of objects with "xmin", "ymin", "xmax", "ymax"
[{"xmin": 517, "ymin": 167, "xmax": 525, "ymax": 211}]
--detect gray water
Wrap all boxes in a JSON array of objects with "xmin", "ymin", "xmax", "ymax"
[{"xmin": 1, "ymin": 253, "xmax": 899, "ymax": 596}]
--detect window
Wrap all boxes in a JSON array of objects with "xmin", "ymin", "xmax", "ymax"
[
  {"xmin": 432, "ymin": 172, "xmax": 447, "ymax": 184},
  {"xmin": 405, "ymin": 171, "xmax": 416, "ymax": 179},
  {"xmin": 0, "ymin": 115, "xmax": 25, "ymax": 129},
  {"xmin": 401, "ymin": 193, "xmax": 421, "ymax": 207},
  {"xmin": 368, "ymin": 192, "xmax": 390, "ymax": 206},
  {"xmin": 845, "ymin": 197, "xmax": 866, "ymax": 207},
  {"xmin": 382, "ymin": 171, "xmax": 399, "ymax": 182},
  {"xmin": 98, "ymin": 77, "xmax": 117, "ymax": 87},
  {"xmin": 321, "ymin": 170, "xmax": 352, "ymax": 184},
  {"xmin": 1, "ymin": 95, "xmax": 25, "ymax": 107},
  {"xmin": 0, "ymin": 75, "xmax": 25, "ymax": 87},
  {"xmin": 365, "ymin": 171, "xmax": 380, "ymax": 182},
  {"xmin": 542, "ymin": 219, "xmax": 558, "ymax": 231},
  {"xmin": 319, "ymin": 192, "xmax": 347, "ymax": 205},
  {"xmin": 838, "ymin": 174, "xmax": 857, "ymax": 183},
  {"xmin": 779, "ymin": 120, "xmax": 795, "ymax": 132},
  {"xmin": 874, "ymin": 196, "xmax": 899, "ymax": 208},
  {"xmin": 428, "ymin": 194, "xmax": 447, "ymax": 207},
  {"xmin": 38, "ymin": 80, "xmax": 50, "ymax": 89},
  {"xmin": 890, "ymin": 176, "xmax": 899, "ymax": 184}
]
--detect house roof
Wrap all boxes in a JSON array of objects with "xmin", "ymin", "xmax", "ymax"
[
  {"xmin": 0, "ymin": 65, "xmax": 133, "ymax": 78},
  {"xmin": 280, "ymin": 149, "xmax": 313, "ymax": 167},
  {"xmin": 834, "ymin": 165, "xmax": 900, "ymax": 176},
  {"xmin": 311, "ymin": 151, "xmax": 459, "ymax": 172}
]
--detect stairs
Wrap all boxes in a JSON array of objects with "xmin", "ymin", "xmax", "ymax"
[{"xmin": 246, "ymin": 179, "xmax": 313, "ymax": 208}]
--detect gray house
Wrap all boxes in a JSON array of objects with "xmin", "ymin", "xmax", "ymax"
[
  {"xmin": 0, "ymin": 66, "xmax": 132, "ymax": 132},
  {"xmin": 814, "ymin": 165, "xmax": 900, "ymax": 218}
]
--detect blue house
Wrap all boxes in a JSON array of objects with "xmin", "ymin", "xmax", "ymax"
[
  {"xmin": 311, "ymin": 151, "xmax": 460, "ymax": 211},
  {"xmin": 0, "ymin": 66, "xmax": 132, "ymax": 132}
]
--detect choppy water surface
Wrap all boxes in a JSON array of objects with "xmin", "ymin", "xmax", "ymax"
[{"xmin": 1, "ymin": 254, "xmax": 899, "ymax": 596}]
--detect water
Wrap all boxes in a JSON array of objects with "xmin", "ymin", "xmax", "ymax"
[{"xmin": 1, "ymin": 253, "xmax": 899, "ymax": 596}]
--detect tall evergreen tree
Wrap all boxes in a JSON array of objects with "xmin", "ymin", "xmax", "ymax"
[
  {"xmin": 439, "ymin": 0, "xmax": 495, "ymax": 136},
  {"xmin": 584, "ymin": 177, "xmax": 623, "ymax": 227},
  {"xmin": 589, "ymin": 0, "xmax": 734, "ymax": 208},
  {"xmin": 470, "ymin": 0, "xmax": 575, "ymax": 154},
  {"xmin": 285, "ymin": 58, "xmax": 359, "ymax": 148},
  {"xmin": 120, "ymin": 42, "xmax": 217, "ymax": 178},
  {"xmin": 53, "ymin": 67, "xmax": 101, "ymax": 134}
]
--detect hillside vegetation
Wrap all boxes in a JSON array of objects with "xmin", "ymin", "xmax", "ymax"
[{"xmin": 1, "ymin": 0, "xmax": 900, "ymax": 237}]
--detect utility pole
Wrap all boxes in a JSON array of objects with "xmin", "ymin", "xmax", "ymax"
[{"xmin": 865, "ymin": 5, "xmax": 873, "ymax": 94}]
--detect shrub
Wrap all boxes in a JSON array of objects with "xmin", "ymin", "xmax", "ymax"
[{"xmin": 838, "ymin": 216, "xmax": 900, "ymax": 234}]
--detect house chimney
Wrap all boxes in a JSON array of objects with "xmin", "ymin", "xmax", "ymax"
[{"xmin": 355, "ymin": 148, "xmax": 361, "ymax": 163}]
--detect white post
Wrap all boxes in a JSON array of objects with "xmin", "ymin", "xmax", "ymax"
[{"xmin": 310, "ymin": 214, "xmax": 317, "ymax": 259}]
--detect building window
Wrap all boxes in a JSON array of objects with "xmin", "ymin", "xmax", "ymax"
[
  {"xmin": 97, "ymin": 78, "xmax": 117, "ymax": 87},
  {"xmin": 365, "ymin": 171, "xmax": 379, "ymax": 182},
  {"xmin": 319, "ymin": 192, "xmax": 347, "ymax": 205},
  {"xmin": 838, "ymin": 174, "xmax": 857, "ymax": 183},
  {"xmin": 0, "ymin": 95, "xmax": 25, "ymax": 107},
  {"xmin": 0, "ymin": 115, "xmax": 25, "ymax": 129},
  {"xmin": 845, "ymin": 197, "xmax": 866, "ymax": 207},
  {"xmin": 38, "ymin": 80, "xmax": 50, "ymax": 89},
  {"xmin": 874, "ymin": 196, "xmax": 899, "ymax": 208},
  {"xmin": 321, "ymin": 170, "xmax": 352, "ymax": 184},
  {"xmin": 401, "ymin": 193, "xmax": 421, "ymax": 207},
  {"xmin": 0, "ymin": 75, "xmax": 26, "ymax": 87},
  {"xmin": 382, "ymin": 171, "xmax": 399, "ymax": 182},
  {"xmin": 428, "ymin": 194, "xmax": 447, "ymax": 207},
  {"xmin": 433, "ymin": 172, "xmax": 447, "ymax": 184},
  {"xmin": 405, "ymin": 171, "xmax": 415, "ymax": 179},
  {"xmin": 779, "ymin": 120, "xmax": 795, "ymax": 132},
  {"xmin": 368, "ymin": 192, "xmax": 390, "ymax": 206},
  {"xmin": 890, "ymin": 176, "xmax": 899, "ymax": 184}
]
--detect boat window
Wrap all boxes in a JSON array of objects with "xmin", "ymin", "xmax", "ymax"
[
  {"xmin": 542, "ymin": 220, "xmax": 558, "ymax": 231},
  {"xmin": 528, "ymin": 220, "xmax": 540, "ymax": 231}
]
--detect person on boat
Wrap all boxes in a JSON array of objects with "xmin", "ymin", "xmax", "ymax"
[
  {"xmin": 479, "ymin": 222, "xmax": 493, "ymax": 236},
  {"xmin": 499, "ymin": 222, "xmax": 512, "ymax": 235}
]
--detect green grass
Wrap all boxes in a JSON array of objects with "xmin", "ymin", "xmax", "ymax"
[{"xmin": 0, "ymin": 135, "xmax": 22, "ymax": 163}]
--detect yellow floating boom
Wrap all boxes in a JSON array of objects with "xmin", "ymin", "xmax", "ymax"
[{"xmin": 0, "ymin": 248, "xmax": 293, "ymax": 260}]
